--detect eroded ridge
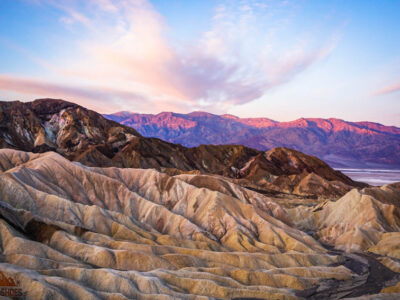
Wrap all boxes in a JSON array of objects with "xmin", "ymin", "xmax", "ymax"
[{"xmin": 0, "ymin": 149, "xmax": 373, "ymax": 299}]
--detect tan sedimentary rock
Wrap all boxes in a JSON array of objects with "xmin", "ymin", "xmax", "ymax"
[
  {"xmin": 288, "ymin": 184, "xmax": 400, "ymax": 252},
  {"xmin": 0, "ymin": 149, "xmax": 362, "ymax": 299},
  {"xmin": 369, "ymin": 232, "xmax": 400, "ymax": 259}
]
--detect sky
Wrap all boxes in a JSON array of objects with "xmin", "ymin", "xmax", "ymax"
[{"xmin": 0, "ymin": 0, "xmax": 399, "ymax": 126}]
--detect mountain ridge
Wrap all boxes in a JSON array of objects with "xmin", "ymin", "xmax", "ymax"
[
  {"xmin": 109, "ymin": 110, "xmax": 400, "ymax": 133},
  {"xmin": 105, "ymin": 111, "xmax": 400, "ymax": 168}
]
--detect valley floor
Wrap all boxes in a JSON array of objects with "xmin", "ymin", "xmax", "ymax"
[{"xmin": 337, "ymin": 168, "xmax": 400, "ymax": 186}]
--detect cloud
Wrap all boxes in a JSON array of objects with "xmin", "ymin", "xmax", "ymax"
[
  {"xmin": 0, "ymin": 75, "xmax": 160, "ymax": 113},
  {"xmin": 3, "ymin": 0, "xmax": 342, "ymax": 113},
  {"xmin": 373, "ymin": 82, "xmax": 400, "ymax": 96}
]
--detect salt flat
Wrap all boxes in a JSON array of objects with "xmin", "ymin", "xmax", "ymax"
[{"xmin": 338, "ymin": 169, "xmax": 400, "ymax": 186}]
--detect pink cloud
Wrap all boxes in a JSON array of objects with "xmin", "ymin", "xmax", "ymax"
[
  {"xmin": 0, "ymin": 75, "xmax": 155, "ymax": 113},
  {"xmin": 5, "ymin": 0, "xmax": 342, "ymax": 113},
  {"xmin": 373, "ymin": 82, "xmax": 400, "ymax": 96},
  {"xmin": 63, "ymin": 0, "xmax": 339, "ymax": 108}
]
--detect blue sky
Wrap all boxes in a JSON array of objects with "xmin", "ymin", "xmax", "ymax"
[{"xmin": 0, "ymin": 0, "xmax": 399, "ymax": 126}]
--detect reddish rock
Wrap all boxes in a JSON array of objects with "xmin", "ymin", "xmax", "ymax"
[{"xmin": 105, "ymin": 111, "xmax": 400, "ymax": 168}]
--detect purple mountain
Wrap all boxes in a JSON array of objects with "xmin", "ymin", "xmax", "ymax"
[{"xmin": 104, "ymin": 111, "xmax": 400, "ymax": 168}]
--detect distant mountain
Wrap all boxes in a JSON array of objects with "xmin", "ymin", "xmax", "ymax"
[{"xmin": 105, "ymin": 111, "xmax": 400, "ymax": 168}]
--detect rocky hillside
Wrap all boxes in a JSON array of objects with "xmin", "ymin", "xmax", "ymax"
[
  {"xmin": 0, "ymin": 149, "xmax": 399, "ymax": 299},
  {"xmin": 0, "ymin": 98, "xmax": 140, "ymax": 157},
  {"xmin": 0, "ymin": 99, "xmax": 364, "ymax": 198},
  {"xmin": 289, "ymin": 183, "xmax": 400, "ymax": 252},
  {"xmin": 105, "ymin": 111, "xmax": 400, "ymax": 168}
]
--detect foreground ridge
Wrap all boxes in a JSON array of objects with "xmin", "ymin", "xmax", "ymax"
[{"xmin": 0, "ymin": 149, "xmax": 399, "ymax": 299}]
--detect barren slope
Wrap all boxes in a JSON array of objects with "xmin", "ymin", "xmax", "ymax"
[
  {"xmin": 0, "ymin": 149, "xmax": 381, "ymax": 299},
  {"xmin": 288, "ymin": 183, "xmax": 400, "ymax": 252}
]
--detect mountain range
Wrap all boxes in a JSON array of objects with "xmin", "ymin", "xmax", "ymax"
[
  {"xmin": 105, "ymin": 111, "xmax": 400, "ymax": 168},
  {"xmin": 0, "ymin": 98, "xmax": 399, "ymax": 299},
  {"xmin": 0, "ymin": 99, "xmax": 365, "ymax": 199}
]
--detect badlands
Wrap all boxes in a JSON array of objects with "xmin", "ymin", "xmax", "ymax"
[{"xmin": 0, "ymin": 99, "xmax": 399, "ymax": 299}]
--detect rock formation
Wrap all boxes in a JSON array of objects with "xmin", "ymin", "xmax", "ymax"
[
  {"xmin": 0, "ymin": 99, "xmax": 398, "ymax": 299},
  {"xmin": 288, "ymin": 183, "xmax": 400, "ymax": 252},
  {"xmin": 0, "ymin": 149, "xmax": 398, "ymax": 299},
  {"xmin": 0, "ymin": 149, "xmax": 352, "ymax": 299}
]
